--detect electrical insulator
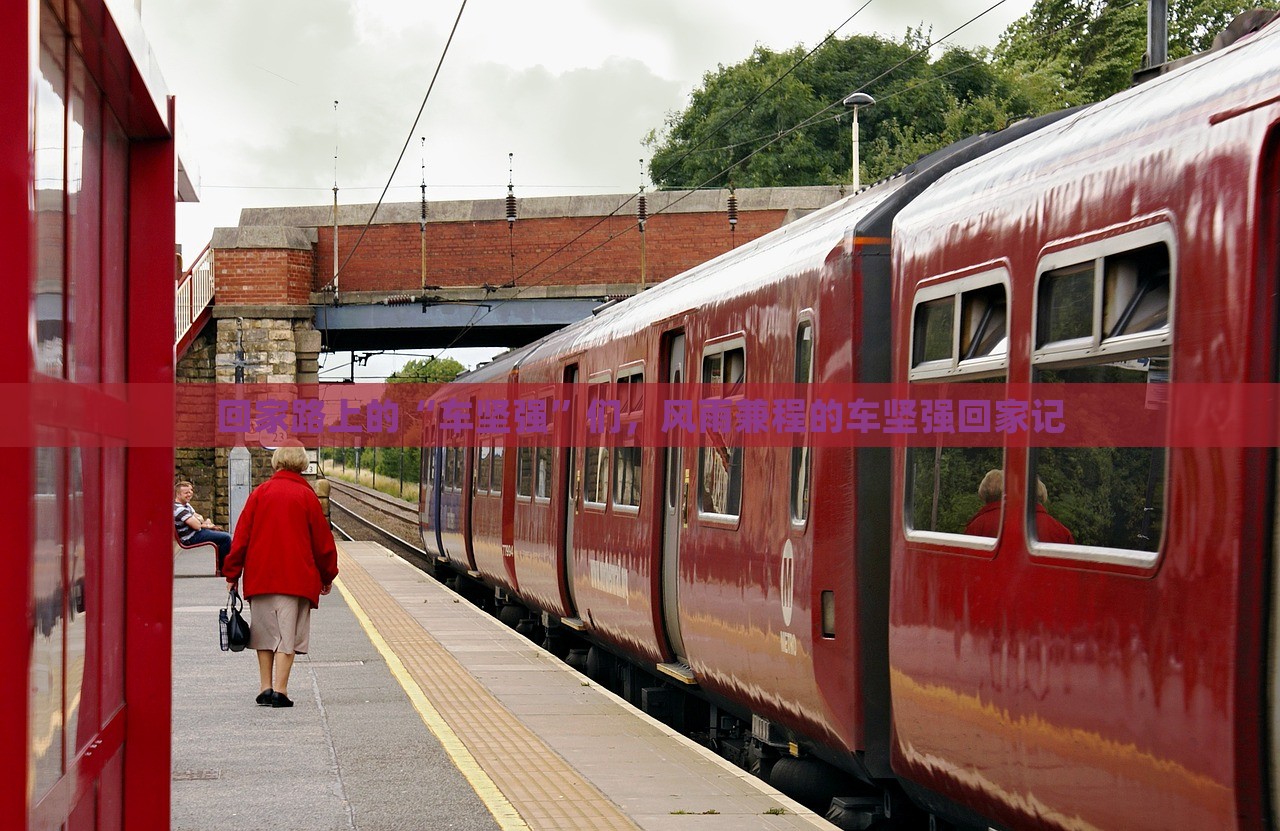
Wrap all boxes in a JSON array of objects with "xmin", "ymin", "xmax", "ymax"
[
  {"xmin": 638, "ymin": 194, "xmax": 648, "ymax": 233},
  {"xmin": 506, "ymin": 189, "xmax": 517, "ymax": 224},
  {"xmin": 727, "ymin": 192, "xmax": 739, "ymax": 227}
]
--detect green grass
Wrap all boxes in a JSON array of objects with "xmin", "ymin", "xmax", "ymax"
[{"xmin": 322, "ymin": 459, "xmax": 419, "ymax": 504}]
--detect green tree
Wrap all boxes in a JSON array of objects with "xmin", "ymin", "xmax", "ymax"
[
  {"xmin": 995, "ymin": 0, "xmax": 1276, "ymax": 108},
  {"xmin": 645, "ymin": 3, "xmax": 1272, "ymax": 190},
  {"xmin": 389, "ymin": 357, "xmax": 466, "ymax": 384}
]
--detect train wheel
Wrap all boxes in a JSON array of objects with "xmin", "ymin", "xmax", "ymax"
[
  {"xmin": 515, "ymin": 617, "xmax": 543, "ymax": 643},
  {"xmin": 769, "ymin": 756, "xmax": 859, "ymax": 814},
  {"xmin": 566, "ymin": 647, "xmax": 590, "ymax": 673},
  {"xmin": 498, "ymin": 603, "xmax": 524, "ymax": 628},
  {"xmin": 586, "ymin": 646, "xmax": 614, "ymax": 685}
]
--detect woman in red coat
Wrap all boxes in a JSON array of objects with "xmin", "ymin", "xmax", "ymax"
[
  {"xmin": 963, "ymin": 469, "xmax": 1075, "ymax": 544},
  {"xmin": 223, "ymin": 444, "xmax": 339, "ymax": 708}
]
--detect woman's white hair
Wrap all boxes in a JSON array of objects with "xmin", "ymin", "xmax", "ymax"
[
  {"xmin": 977, "ymin": 468, "xmax": 1050, "ymax": 504},
  {"xmin": 271, "ymin": 444, "xmax": 309, "ymax": 473}
]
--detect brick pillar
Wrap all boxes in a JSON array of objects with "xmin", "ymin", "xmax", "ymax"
[{"xmin": 175, "ymin": 327, "xmax": 217, "ymax": 515}]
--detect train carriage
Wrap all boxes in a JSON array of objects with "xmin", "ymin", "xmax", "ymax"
[
  {"xmin": 888, "ymin": 16, "xmax": 1280, "ymax": 830},
  {"xmin": 422, "ymin": 110, "xmax": 1075, "ymax": 792}
]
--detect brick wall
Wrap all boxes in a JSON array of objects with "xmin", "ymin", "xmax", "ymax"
[
  {"xmin": 175, "ymin": 327, "xmax": 217, "ymax": 520},
  {"xmin": 313, "ymin": 211, "xmax": 784, "ymax": 292},
  {"xmin": 214, "ymin": 248, "xmax": 315, "ymax": 305}
]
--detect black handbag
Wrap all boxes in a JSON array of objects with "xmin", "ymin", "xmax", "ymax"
[{"xmin": 219, "ymin": 589, "xmax": 251, "ymax": 652}]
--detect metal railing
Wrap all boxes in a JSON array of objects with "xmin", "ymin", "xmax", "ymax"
[{"xmin": 175, "ymin": 244, "xmax": 214, "ymax": 348}]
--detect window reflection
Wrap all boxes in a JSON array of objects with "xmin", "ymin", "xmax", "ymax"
[{"xmin": 31, "ymin": 444, "xmax": 65, "ymax": 800}]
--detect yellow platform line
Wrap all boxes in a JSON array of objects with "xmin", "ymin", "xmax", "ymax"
[
  {"xmin": 334, "ymin": 576, "xmax": 529, "ymax": 831},
  {"xmin": 334, "ymin": 545, "xmax": 642, "ymax": 831}
]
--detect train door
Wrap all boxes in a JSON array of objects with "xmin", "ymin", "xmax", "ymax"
[
  {"xmin": 1265, "ymin": 126, "xmax": 1280, "ymax": 830},
  {"xmin": 562, "ymin": 364, "xmax": 580, "ymax": 614},
  {"xmin": 660, "ymin": 333, "xmax": 688, "ymax": 659}
]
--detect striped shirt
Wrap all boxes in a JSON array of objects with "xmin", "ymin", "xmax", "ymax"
[{"xmin": 174, "ymin": 501, "xmax": 197, "ymax": 542}]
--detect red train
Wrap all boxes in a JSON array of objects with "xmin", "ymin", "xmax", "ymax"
[{"xmin": 420, "ymin": 15, "xmax": 1280, "ymax": 830}]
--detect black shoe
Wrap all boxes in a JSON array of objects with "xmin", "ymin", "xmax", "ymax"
[
  {"xmin": 270, "ymin": 692, "xmax": 294, "ymax": 708},
  {"xmin": 255, "ymin": 689, "xmax": 273, "ymax": 706}
]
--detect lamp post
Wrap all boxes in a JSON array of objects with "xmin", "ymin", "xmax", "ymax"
[{"xmin": 842, "ymin": 92, "xmax": 875, "ymax": 191}]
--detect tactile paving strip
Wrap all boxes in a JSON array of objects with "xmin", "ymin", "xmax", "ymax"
[{"xmin": 336, "ymin": 545, "xmax": 642, "ymax": 831}]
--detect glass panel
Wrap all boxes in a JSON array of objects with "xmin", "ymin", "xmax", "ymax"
[
  {"xmin": 702, "ymin": 352, "xmax": 722, "ymax": 385},
  {"xmin": 31, "ymin": 442, "xmax": 65, "ymax": 800},
  {"xmin": 724, "ymin": 348, "xmax": 745, "ymax": 395},
  {"xmin": 35, "ymin": 16, "xmax": 67, "ymax": 378},
  {"xmin": 1037, "ymin": 264, "xmax": 1094, "ymax": 346},
  {"xmin": 585, "ymin": 384, "xmax": 609, "ymax": 504},
  {"xmin": 69, "ymin": 54, "xmax": 102, "ymax": 383},
  {"xmin": 100, "ymin": 443, "xmax": 124, "ymax": 716},
  {"xmin": 699, "ymin": 444, "xmax": 742, "ymax": 516},
  {"xmin": 907, "ymin": 445, "xmax": 1004, "ymax": 535},
  {"xmin": 1103, "ymin": 244, "xmax": 1170, "ymax": 339},
  {"xmin": 476, "ymin": 444, "xmax": 491, "ymax": 494},
  {"xmin": 101, "ymin": 112, "xmax": 127, "ymax": 385},
  {"xmin": 490, "ymin": 444, "xmax": 504, "ymax": 494},
  {"xmin": 960, "ymin": 285, "xmax": 1007, "ymax": 361},
  {"xmin": 913, "ymin": 298, "xmax": 953, "ymax": 366},
  {"xmin": 67, "ymin": 444, "xmax": 91, "ymax": 755},
  {"xmin": 517, "ymin": 446, "xmax": 533, "ymax": 496},
  {"xmin": 1032, "ymin": 359, "xmax": 1167, "ymax": 551},
  {"xmin": 792, "ymin": 322, "xmax": 813, "ymax": 521},
  {"xmin": 535, "ymin": 446, "xmax": 552, "ymax": 499},
  {"xmin": 613, "ymin": 445, "xmax": 641, "ymax": 507},
  {"xmin": 584, "ymin": 445, "xmax": 609, "ymax": 504}
]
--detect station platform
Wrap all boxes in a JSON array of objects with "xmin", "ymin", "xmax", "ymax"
[{"xmin": 171, "ymin": 541, "xmax": 833, "ymax": 830}]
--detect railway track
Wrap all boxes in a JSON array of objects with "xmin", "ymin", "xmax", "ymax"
[
  {"xmin": 327, "ymin": 479, "xmax": 435, "ymax": 574},
  {"xmin": 328, "ymin": 478, "xmax": 419, "ymax": 526}
]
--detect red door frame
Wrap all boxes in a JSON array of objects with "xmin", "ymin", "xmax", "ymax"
[{"xmin": 2, "ymin": 1, "xmax": 177, "ymax": 828}]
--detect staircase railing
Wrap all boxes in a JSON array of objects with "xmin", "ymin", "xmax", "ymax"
[{"xmin": 175, "ymin": 244, "xmax": 213, "ymax": 348}]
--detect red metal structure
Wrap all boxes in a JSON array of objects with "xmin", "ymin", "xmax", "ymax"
[
  {"xmin": 419, "ymin": 16, "xmax": 1280, "ymax": 830},
  {"xmin": 3, "ymin": 1, "xmax": 180, "ymax": 828}
]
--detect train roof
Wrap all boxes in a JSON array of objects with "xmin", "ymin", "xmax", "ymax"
[{"xmin": 894, "ymin": 16, "xmax": 1280, "ymax": 247}]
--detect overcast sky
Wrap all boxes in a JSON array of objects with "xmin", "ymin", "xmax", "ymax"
[{"xmin": 144, "ymin": 0, "xmax": 1035, "ymax": 378}]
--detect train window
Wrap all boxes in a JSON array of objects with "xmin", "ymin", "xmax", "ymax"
[
  {"xmin": 535, "ymin": 446, "xmax": 553, "ymax": 500},
  {"xmin": 906, "ymin": 272, "xmax": 1009, "ymax": 545},
  {"xmin": 1103, "ymin": 245, "xmax": 1170, "ymax": 339},
  {"xmin": 584, "ymin": 377, "xmax": 611, "ymax": 506},
  {"xmin": 490, "ymin": 443, "xmax": 504, "ymax": 494},
  {"xmin": 910, "ymin": 271, "xmax": 1008, "ymax": 380},
  {"xmin": 1031, "ymin": 231, "xmax": 1173, "ymax": 566},
  {"xmin": 1038, "ymin": 265, "xmax": 1094, "ymax": 347},
  {"xmin": 476, "ymin": 444, "xmax": 491, "ymax": 494},
  {"xmin": 1030, "ymin": 358, "xmax": 1168, "ymax": 560},
  {"xmin": 699, "ymin": 342, "xmax": 745, "ymax": 519},
  {"xmin": 443, "ymin": 447, "xmax": 455, "ymax": 491},
  {"xmin": 791, "ymin": 321, "xmax": 814, "ymax": 522},
  {"xmin": 912, "ymin": 298, "xmax": 953, "ymax": 367},
  {"xmin": 1034, "ymin": 234, "xmax": 1171, "ymax": 362},
  {"xmin": 960, "ymin": 285, "xmax": 1007, "ymax": 361},
  {"xmin": 517, "ymin": 444, "xmax": 533, "ymax": 497},
  {"xmin": 613, "ymin": 370, "xmax": 643, "ymax": 510},
  {"xmin": 906, "ymin": 444, "xmax": 1005, "ymax": 537}
]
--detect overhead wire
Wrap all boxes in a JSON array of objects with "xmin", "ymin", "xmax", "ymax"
[
  {"xmin": 319, "ymin": 0, "xmax": 469, "ymax": 295},
  {"xmin": 351, "ymin": 0, "xmax": 1103, "ymax": 367}
]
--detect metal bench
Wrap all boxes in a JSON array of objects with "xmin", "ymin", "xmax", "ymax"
[{"xmin": 174, "ymin": 533, "xmax": 222, "ymax": 576}]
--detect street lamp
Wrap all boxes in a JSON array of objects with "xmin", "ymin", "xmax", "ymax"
[{"xmin": 842, "ymin": 92, "xmax": 875, "ymax": 191}]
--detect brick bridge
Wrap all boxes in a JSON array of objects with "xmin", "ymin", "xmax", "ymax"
[{"xmin": 175, "ymin": 185, "xmax": 843, "ymax": 521}]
